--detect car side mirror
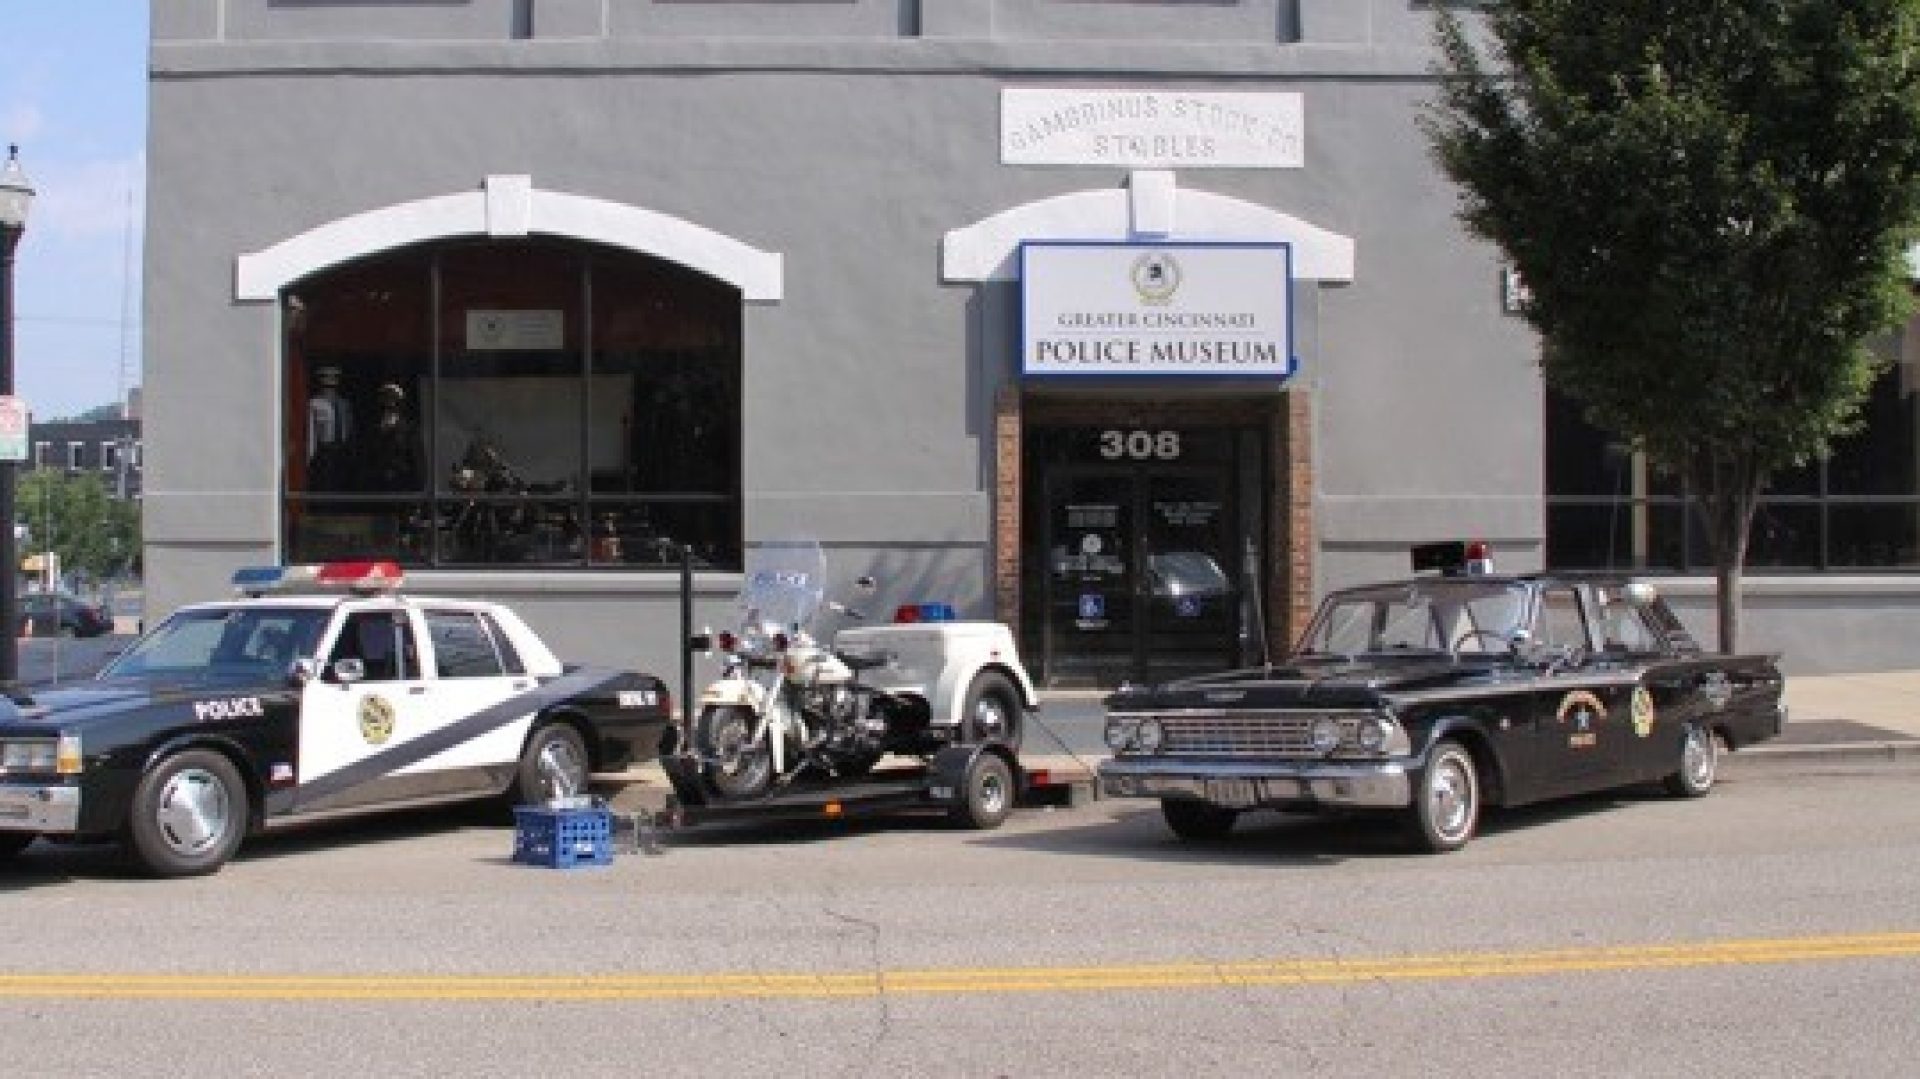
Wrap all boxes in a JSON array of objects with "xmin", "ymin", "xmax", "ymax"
[
  {"xmin": 290, "ymin": 658, "xmax": 320, "ymax": 686},
  {"xmin": 331, "ymin": 657, "xmax": 366, "ymax": 685},
  {"xmin": 688, "ymin": 632, "xmax": 712, "ymax": 653}
]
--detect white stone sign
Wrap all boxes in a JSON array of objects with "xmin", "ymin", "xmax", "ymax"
[
  {"xmin": 1002, "ymin": 89, "xmax": 1304, "ymax": 169},
  {"xmin": 1022, "ymin": 243, "xmax": 1295, "ymax": 378}
]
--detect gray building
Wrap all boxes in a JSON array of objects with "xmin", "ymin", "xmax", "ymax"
[{"xmin": 145, "ymin": 0, "xmax": 1920, "ymax": 682}]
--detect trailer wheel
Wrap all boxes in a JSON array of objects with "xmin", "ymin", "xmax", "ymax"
[
  {"xmin": 950, "ymin": 752, "xmax": 1015, "ymax": 830},
  {"xmin": 961, "ymin": 672, "xmax": 1024, "ymax": 752}
]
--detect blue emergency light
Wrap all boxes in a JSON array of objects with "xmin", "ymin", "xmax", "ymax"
[
  {"xmin": 892, "ymin": 602, "xmax": 957, "ymax": 623},
  {"xmin": 232, "ymin": 561, "xmax": 405, "ymax": 597}
]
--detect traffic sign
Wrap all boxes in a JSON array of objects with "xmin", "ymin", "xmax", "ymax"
[{"xmin": 0, "ymin": 395, "xmax": 27, "ymax": 462}]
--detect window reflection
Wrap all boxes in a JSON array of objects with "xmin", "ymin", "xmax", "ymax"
[{"xmin": 283, "ymin": 240, "xmax": 741, "ymax": 569}]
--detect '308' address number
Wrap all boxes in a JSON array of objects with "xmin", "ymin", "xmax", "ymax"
[{"xmin": 1098, "ymin": 430, "xmax": 1182, "ymax": 461}]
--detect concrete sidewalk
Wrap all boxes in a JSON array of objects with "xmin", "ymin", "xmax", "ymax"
[{"xmin": 1764, "ymin": 670, "xmax": 1920, "ymax": 762}]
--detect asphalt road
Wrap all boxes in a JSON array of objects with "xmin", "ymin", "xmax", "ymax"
[{"xmin": 3, "ymin": 758, "xmax": 1917, "ymax": 1076}]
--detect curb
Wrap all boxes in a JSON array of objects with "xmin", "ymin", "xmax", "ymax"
[{"xmin": 1728, "ymin": 740, "xmax": 1920, "ymax": 766}]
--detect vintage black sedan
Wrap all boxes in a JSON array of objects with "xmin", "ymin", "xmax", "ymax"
[{"xmin": 1098, "ymin": 544, "xmax": 1786, "ymax": 852}]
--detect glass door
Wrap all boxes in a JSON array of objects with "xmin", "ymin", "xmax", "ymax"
[
  {"xmin": 1041, "ymin": 470, "xmax": 1139, "ymax": 686},
  {"xmin": 1141, "ymin": 470, "xmax": 1239, "ymax": 682},
  {"xmin": 1037, "ymin": 461, "xmax": 1246, "ymax": 685}
]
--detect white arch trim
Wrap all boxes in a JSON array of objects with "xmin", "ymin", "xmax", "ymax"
[
  {"xmin": 235, "ymin": 174, "xmax": 784, "ymax": 302},
  {"xmin": 942, "ymin": 170, "xmax": 1355, "ymax": 283}
]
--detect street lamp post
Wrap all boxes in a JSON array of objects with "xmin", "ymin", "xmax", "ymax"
[{"xmin": 0, "ymin": 145, "xmax": 36, "ymax": 691}]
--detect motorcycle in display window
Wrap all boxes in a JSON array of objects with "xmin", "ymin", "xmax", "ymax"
[{"xmin": 686, "ymin": 539, "xmax": 1039, "ymax": 803}]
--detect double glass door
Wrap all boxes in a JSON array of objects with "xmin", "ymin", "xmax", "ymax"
[{"xmin": 1032, "ymin": 430, "xmax": 1258, "ymax": 685}]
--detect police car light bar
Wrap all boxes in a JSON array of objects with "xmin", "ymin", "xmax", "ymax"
[
  {"xmin": 1410, "ymin": 541, "xmax": 1494, "ymax": 576},
  {"xmin": 893, "ymin": 602, "xmax": 958, "ymax": 623},
  {"xmin": 232, "ymin": 561, "xmax": 405, "ymax": 597}
]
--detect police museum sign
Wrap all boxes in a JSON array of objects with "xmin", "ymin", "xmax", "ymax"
[
  {"xmin": 1001, "ymin": 89, "xmax": 1304, "ymax": 169},
  {"xmin": 1021, "ymin": 243, "xmax": 1295, "ymax": 378}
]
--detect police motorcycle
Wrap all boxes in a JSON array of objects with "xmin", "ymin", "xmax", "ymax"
[{"xmin": 681, "ymin": 539, "xmax": 1038, "ymax": 819}]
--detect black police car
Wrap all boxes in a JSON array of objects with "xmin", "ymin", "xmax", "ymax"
[
  {"xmin": 0, "ymin": 562, "xmax": 673, "ymax": 877},
  {"xmin": 1099, "ymin": 542, "xmax": 1787, "ymax": 852}
]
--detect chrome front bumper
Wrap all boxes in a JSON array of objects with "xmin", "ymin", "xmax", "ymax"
[
  {"xmin": 1099, "ymin": 756, "xmax": 1412, "ymax": 810},
  {"xmin": 0, "ymin": 782, "xmax": 81, "ymax": 833}
]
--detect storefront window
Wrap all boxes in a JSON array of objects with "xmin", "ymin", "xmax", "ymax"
[
  {"xmin": 283, "ymin": 240, "xmax": 741, "ymax": 569},
  {"xmin": 1545, "ymin": 353, "xmax": 1920, "ymax": 571}
]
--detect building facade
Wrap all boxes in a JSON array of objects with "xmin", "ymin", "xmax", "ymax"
[
  {"xmin": 27, "ymin": 415, "xmax": 143, "ymax": 501},
  {"xmin": 145, "ymin": 0, "xmax": 1920, "ymax": 681}
]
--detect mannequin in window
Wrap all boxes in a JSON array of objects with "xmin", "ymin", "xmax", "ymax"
[
  {"xmin": 364, "ymin": 381, "xmax": 421, "ymax": 492},
  {"xmin": 307, "ymin": 366, "xmax": 355, "ymax": 491}
]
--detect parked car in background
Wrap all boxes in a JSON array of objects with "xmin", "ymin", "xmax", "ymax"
[{"xmin": 15, "ymin": 593, "xmax": 114, "ymax": 639}]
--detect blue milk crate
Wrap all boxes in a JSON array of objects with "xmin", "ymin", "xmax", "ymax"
[{"xmin": 512, "ymin": 803, "xmax": 614, "ymax": 868}]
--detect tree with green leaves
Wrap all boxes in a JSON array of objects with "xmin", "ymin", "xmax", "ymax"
[
  {"xmin": 16, "ymin": 470, "xmax": 141, "ymax": 586},
  {"xmin": 1424, "ymin": 1, "xmax": 1920, "ymax": 651}
]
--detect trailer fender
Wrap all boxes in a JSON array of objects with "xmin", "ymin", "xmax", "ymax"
[{"xmin": 927, "ymin": 742, "xmax": 1024, "ymax": 800}]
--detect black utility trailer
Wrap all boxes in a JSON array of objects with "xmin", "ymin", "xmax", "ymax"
[{"xmin": 655, "ymin": 743, "xmax": 1024, "ymax": 832}]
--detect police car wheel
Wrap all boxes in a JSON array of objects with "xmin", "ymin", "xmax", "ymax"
[
  {"xmin": 0, "ymin": 832, "xmax": 35, "ymax": 861},
  {"xmin": 1663, "ymin": 722, "xmax": 1719, "ymax": 798},
  {"xmin": 514, "ymin": 723, "xmax": 591, "ymax": 805},
  {"xmin": 1406, "ymin": 739, "xmax": 1480, "ymax": 853},
  {"xmin": 127, "ymin": 750, "xmax": 248, "ymax": 878},
  {"xmin": 961, "ymin": 673, "xmax": 1023, "ymax": 752}
]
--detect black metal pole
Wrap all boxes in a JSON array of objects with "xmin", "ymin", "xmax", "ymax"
[
  {"xmin": 1, "ymin": 222, "xmax": 20, "ymax": 692},
  {"xmin": 680, "ymin": 542, "xmax": 694, "ymax": 730}
]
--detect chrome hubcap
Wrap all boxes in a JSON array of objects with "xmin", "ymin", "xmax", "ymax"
[
  {"xmin": 1429, "ymin": 755, "xmax": 1474, "ymax": 839},
  {"xmin": 1683, "ymin": 727, "xmax": 1716, "ymax": 789},
  {"xmin": 154, "ymin": 768, "xmax": 232, "ymax": 856},
  {"xmin": 973, "ymin": 697, "xmax": 1009, "ymax": 741},
  {"xmin": 538, "ymin": 737, "xmax": 586, "ymax": 799},
  {"xmin": 977, "ymin": 770, "xmax": 1008, "ymax": 816}
]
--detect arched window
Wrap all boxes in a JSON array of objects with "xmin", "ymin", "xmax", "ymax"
[{"xmin": 283, "ymin": 239, "xmax": 741, "ymax": 569}]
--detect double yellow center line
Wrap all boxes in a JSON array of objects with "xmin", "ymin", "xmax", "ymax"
[{"xmin": 3, "ymin": 931, "xmax": 1916, "ymax": 1001}]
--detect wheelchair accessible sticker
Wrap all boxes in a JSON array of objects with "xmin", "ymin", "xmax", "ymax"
[{"xmin": 1077, "ymin": 592, "xmax": 1108, "ymax": 630}]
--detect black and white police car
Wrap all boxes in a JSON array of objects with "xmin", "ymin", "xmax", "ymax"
[{"xmin": 0, "ymin": 562, "xmax": 673, "ymax": 877}]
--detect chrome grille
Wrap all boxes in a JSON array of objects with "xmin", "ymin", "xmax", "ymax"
[{"xmin": 1149, "ymin": 710, "xmax": 1371, "ymax": 756}]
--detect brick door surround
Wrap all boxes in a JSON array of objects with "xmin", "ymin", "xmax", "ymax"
[{"xmin": 993, "ymin": 387, "xmax": 1314, "ymax": 672}]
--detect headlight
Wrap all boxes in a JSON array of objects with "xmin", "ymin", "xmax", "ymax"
[
  {"xmin": 1104, "ymin": 720, "xmax": 1136, "ymax": 750},
  {"xmin": 1, "ymin": 739, "xmax": 58, "ymax": 773},
  {"xmin": 1, "ymin": 735, "xmax": 82, "ymax": 775},
  {"xmin": 1356, "ymin": 716, "xmax": 1392, "ymax": 753},
  {"xmin": 1135, "ymin": 718, "xmax": 1165, "ymax": 752},
  {"xmin": 1310, "ymin": 716, "xmax": 1342, "ymax": 754}
]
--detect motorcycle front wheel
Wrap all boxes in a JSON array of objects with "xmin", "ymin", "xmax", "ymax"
[{"xmin": 694, "ymin": 704, "xmax": 774, "ymax": 799}]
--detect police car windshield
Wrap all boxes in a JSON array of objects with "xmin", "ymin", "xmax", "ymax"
[
  {"xmin": 1300, "ymin": 579, "xmax": 1529, "ymax": 655},
  {"xmin": 101, "ymin": 606, "xmax": 333, "ymax": 681}
]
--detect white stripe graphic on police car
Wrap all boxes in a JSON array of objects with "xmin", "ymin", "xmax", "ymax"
[{"xmin": 263, "ymin": 669, "xmax": 643, "ymax": 815}]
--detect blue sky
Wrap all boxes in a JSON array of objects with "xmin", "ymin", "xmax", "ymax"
[{"xmin": 2, "ymin": 1, "xmax": 148, "ymax": 422}]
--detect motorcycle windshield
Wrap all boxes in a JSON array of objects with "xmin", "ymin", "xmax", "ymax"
[{"xmin": 738, "ymin": 539, "xmax": 827, "ymax": 632}]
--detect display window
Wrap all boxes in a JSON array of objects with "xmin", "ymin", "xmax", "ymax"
[
  {"xmin": 1545, "ymin": 354, "xmax": 1920, "ymax": 571},
  {"xmin": 282, "ymin": 239, "xmax": 741, "ymax": 569}
]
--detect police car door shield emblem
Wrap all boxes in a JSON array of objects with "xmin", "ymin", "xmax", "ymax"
[{"xmin": 359, "ymin": 694, "xmax": 397, "ymax": 745}]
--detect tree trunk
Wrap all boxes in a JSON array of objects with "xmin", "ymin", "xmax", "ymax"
[{"xmin": 1692, "ymin": 448, "xmax": 1764, "ymax": 655}]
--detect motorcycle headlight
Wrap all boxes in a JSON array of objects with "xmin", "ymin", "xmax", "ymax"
[{"xmin": 1310, "ymin": 716, "xmax": 1342, "ymax": 755}]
